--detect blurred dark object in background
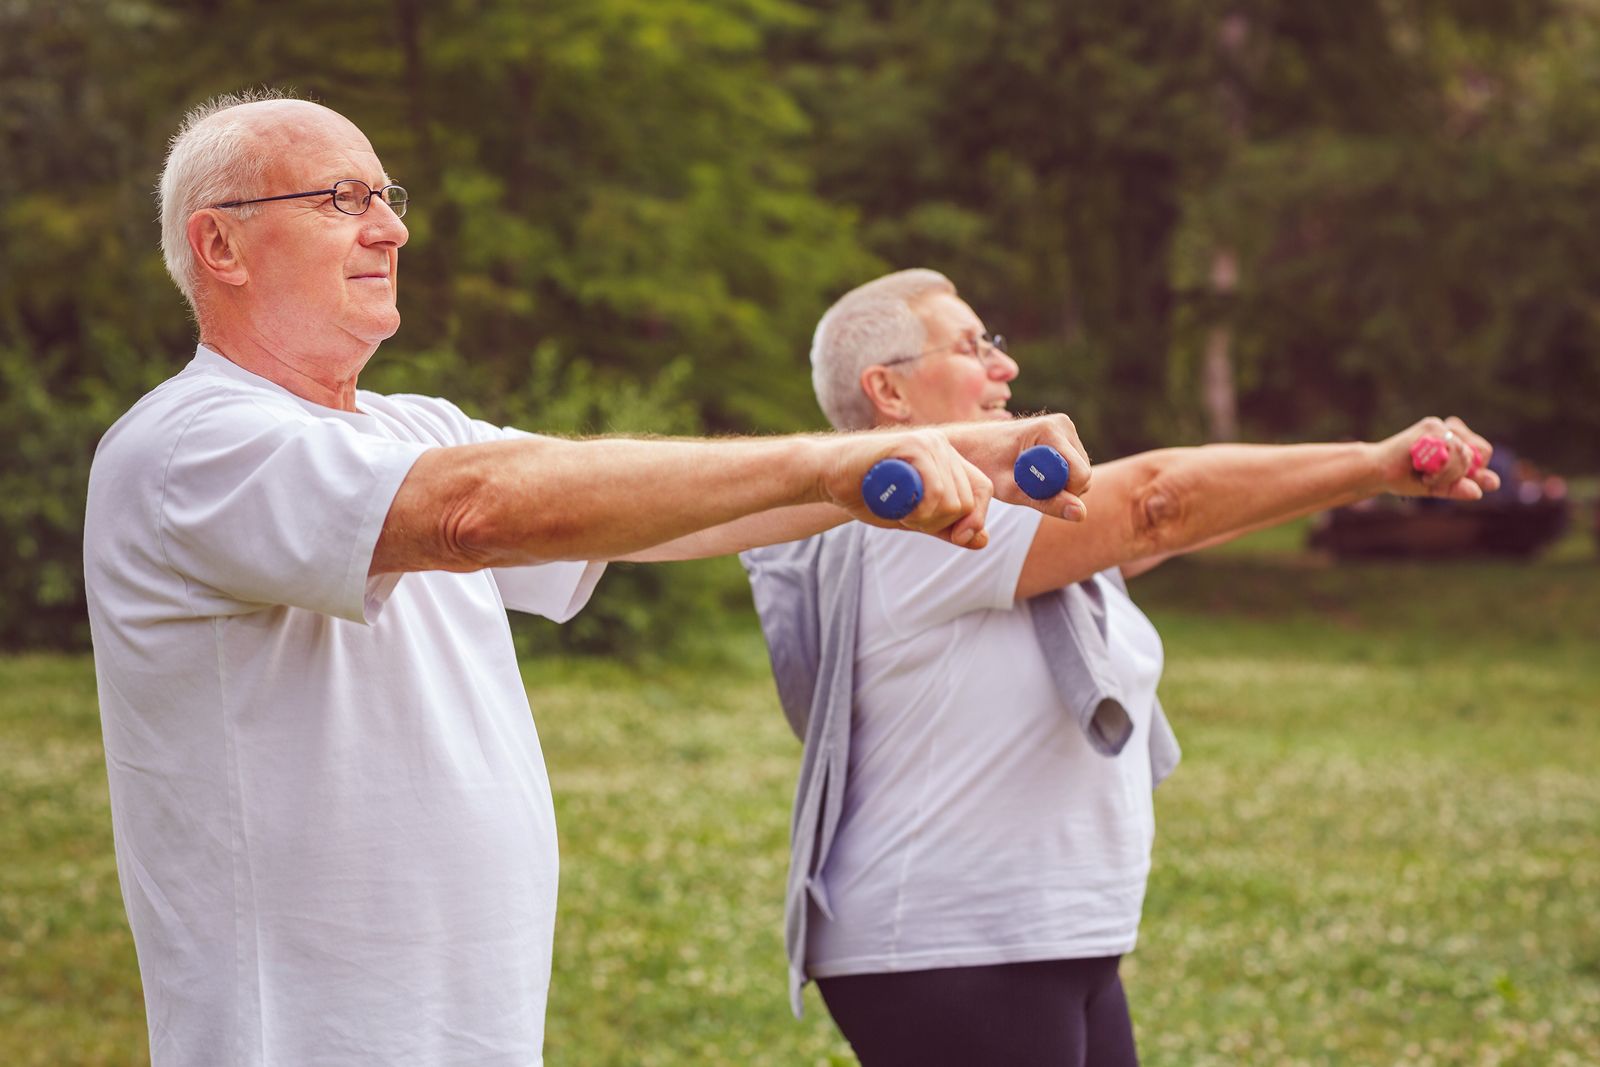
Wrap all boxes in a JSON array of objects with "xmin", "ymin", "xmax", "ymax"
[{"xmin": 1309, "ymin": 447, "xmax": 1571, "ymax": 559}]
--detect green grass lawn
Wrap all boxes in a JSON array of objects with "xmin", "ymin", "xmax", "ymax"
[{"xmin": 3, "ymin": 524, "xmax": 1597, "ymax": 1066}]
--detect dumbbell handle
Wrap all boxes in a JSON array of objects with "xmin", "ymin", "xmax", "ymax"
[
  {"xmin": 1410, "ymin": 435, "xmax": 1484, "ymax": 477},
  {"xmin": 861, "ymin": 458, "xmax": 924, "ymax": 520},
  {"xmin": 861, "ymin": 446, "xmax": 1071, "ymax": 520},
  {"xmin": 1014, "ymin": 446, "xmax": 1071, "ymax": 500}
]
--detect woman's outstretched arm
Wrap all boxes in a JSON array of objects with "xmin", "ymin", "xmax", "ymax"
[{"xmin": 1015, "ymin": 416, "xmax": 1497, "ymax": 598}]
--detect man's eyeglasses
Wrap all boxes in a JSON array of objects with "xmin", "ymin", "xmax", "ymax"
[
  {"xmin": 881, "ymin": 332, "xmax": 1008, "ymax": 369},
  {"xmin": 211, "ymin": 179, "xmax": 409, "ymax": 219}
]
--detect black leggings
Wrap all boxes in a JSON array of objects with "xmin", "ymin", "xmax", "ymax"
[{"xmin": 817, "ymin": 956, "xmax": 1138, "ymax": 1067}]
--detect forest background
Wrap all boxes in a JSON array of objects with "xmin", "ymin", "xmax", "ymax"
[{"xmin": 4, "ymin": 0, "xmax": 1598, "ymax": 652}]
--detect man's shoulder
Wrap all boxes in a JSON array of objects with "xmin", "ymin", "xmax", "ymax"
[
  {"xmin": 83, "ymin": 364, "xmax": 294, "ymax": 567},
  {"xmin": 95, "ymin": 365, "xmax": 305, "ymax": 468}
]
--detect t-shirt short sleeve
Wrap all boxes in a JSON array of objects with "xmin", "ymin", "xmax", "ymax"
[
  {"xmin": 865, "ymin": 500, "xmax": 1043, "ymax": 637},
  {"xmin": 372, "ymin": 397, "xmax": 609, "ymax": 618},
  {"xmin": 158, "ymin": 394, "xmax": 430, "ymax": 623},
  {"xmin": 369, "ymin": 391, "xmax": 537, "ymax": 449},
  {"xmin": 491, "ymin": 560, "xmax": 607, "ymax": 621}
]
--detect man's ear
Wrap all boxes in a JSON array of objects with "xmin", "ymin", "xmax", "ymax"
[
  {"xmin": 187, "ymin": 210, "xmax": 249, "ymax": 288},
  {"xmin": 860, "ymin": 365, "xmax": 913, "ymax": 424}
]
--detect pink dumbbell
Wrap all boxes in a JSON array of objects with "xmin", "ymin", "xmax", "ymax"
[{"xmin": 1410, "ymin": 435, "xmax": 1483, "ymax": 477}]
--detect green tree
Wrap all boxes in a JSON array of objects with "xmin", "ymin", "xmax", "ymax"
[
  {"xmin": 1188, "ymin": 0, "xmax": 1600, "ymax": 467},
  {"xmin": 0, "ymin": 0, "xmax": 875, "ymax": 650},
  {"xmin": 783, "ymin": 0, "xmax": 1594, "ymax": 468},
  {"xmin": 782, "ymin": 0, "xmax": 1232, "ymax": 454}
]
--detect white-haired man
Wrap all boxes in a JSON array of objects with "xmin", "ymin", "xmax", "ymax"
[{"xmin": 83, "ymin": 95, "xmax": 1090, "ymax": 1067}]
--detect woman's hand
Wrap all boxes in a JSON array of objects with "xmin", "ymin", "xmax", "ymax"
[
  {"xmin": 940, "ymin": 413, "xmax": 1093, "ymax": 518},
  {"xmin": 1377, "ymin": 417, "xmax": 1501, "ymax": 500}
]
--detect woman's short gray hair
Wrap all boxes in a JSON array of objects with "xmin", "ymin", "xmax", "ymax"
[
  {"xmin": 809, "ymin": 268, "xmax": 956, "ymax": 430},
  {"xmin": 157, "ymin": 88, "xmax": 292, "ymax": 315}
]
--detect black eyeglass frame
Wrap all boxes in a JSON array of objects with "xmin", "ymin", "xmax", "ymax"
[
  {"xmin": 880, "ymin": 331, "xmax": 1009, "ymax": 369},
  {"xmin": 211, "ymin": 179, "xmax": 408, "ymax": 218}
]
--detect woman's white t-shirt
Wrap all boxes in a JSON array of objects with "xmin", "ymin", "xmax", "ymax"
[{"xmin": 806, "ymin": 502, "xmax": 1164, "ymax": 977}]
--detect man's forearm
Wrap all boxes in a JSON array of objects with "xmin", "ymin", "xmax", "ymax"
[{"xmin": 373, "ymin": 435, "xmax": 838, "ymax": 573}]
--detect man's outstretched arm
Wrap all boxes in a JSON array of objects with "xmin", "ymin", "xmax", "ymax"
[
  {"xmin": 372, "ymin": 414, "xmax": 1090, "ymax": 572},
  {"xmin": 603, "ymin": 413, "xmax": 1095, "ymax": 563}
]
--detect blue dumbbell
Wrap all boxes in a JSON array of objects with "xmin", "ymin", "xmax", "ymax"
[
  {"xmin": 861, "ymin": 458, "xmax": 923, "ymax": 520},
  {"xmin": 863, "ymin": 445, "xmax": 1071, "ymax": 520},
  {"xmin": 1014, "ymin": 445, "xmax": 1070, "ymax": 500}
]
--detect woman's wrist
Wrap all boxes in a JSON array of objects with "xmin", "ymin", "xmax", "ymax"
[{"xmin": 1367, "ymin": 434, "xmax": 1428, "ymax": 497}]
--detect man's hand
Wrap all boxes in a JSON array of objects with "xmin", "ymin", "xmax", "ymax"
[
  {"xmin": 816, "ymin": 428, "xmax": 997, "ymax": 549},
  {"xmin": 813, "ymin": 414, "xmax": 1093, "ymax": 552},
  {"xmin": 1379, "ymin": 416, "xmax": 1500, "ymax": 500}
]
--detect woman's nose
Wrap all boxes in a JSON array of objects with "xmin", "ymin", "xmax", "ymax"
[{"xmin": 990, "ymin": 350, "xmax": 1020, "ymax": 381}]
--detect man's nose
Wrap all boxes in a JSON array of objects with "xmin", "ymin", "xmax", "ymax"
[{"xmin": 364, "ymin": 200, "xmax": 409, "ymax": 248}]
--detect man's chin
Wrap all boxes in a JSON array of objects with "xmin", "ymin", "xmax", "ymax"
[{"xmin": 355, "ymin": 309, "xmax": 402, "ymax": 343}]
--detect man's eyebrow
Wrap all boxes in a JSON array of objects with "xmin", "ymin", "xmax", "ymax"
[{"xmin": 311, "ymin": 175, "xmax": 394, "ymax": 188}]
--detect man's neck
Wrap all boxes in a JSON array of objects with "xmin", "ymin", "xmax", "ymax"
[{"xmin": 198, "ymin": 326, "xmax": 372, "ymax": 413}]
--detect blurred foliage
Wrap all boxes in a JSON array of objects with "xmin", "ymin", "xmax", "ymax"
[
  {"xmin": 0, "ymin": 0, "xmax": 873, "ymax": 651},
  {"xmin": 2, "ymin": 0, "xmax": 1597, "ymax": 650},
  {"xmin": 782, "ymin": 0, "xmax": 1594, "ymax": 458}
]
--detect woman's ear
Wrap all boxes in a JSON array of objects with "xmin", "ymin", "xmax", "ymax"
[
  {"xmin": 187, "ymin": 210, "xmax": 250, "ymax": 289},
  {"xmin": 860, "ymin": 364, "xmax": 914, "ymax": 424}
]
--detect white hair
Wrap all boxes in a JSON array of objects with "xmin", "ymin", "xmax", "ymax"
[
  {"xmin": 157, "ymin": 88, "xmax": 294, "ymax": 316},
  {"xmin": 809, "ymin": 268, "xmax": 956, "ymax": 430}
]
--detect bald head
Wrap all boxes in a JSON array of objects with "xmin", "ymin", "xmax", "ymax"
[
  {"xmin": 230, "ymin": 98, "xmax": 369, "ymax": 160},
  {"xmin": 158, "ymin": 92, "xmax": 371, "ymax": 316}
]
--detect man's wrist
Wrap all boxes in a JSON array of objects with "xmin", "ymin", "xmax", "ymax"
[
  {"xmin": 795, "ymin": 433, "xmax": 842, "ymax": 508},
  {"xmin": 937, "ymin": 420, "xmax": 1003, "ymax": 476}
]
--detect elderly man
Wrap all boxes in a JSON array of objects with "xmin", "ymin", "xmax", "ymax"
[{"xmin": 81, "ymin": 95, "xmax": 1087, "ymax": 1067}]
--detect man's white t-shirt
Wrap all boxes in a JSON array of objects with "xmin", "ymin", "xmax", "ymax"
[
  {"xmin": 83, "ymin": 347, "xmax": 605, "ymax": 1067},
  {"xmin": 807, "ymin": 502, "xmax": 1164, "ymax": 977}
]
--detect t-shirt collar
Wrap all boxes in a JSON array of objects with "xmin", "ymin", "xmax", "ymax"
[{"xmin": 190, "ymin": 344, "xmax": 380, "ymax": 429}]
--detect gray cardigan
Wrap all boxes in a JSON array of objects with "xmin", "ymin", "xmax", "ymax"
[{"xmin": 742, "ymin": 523, "xmax": 1181, "ymax": 1015}]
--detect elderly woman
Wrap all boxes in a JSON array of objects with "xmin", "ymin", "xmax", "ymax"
[{"xmin": 741, "ymin": 269, "xmax": 1497, "ymax": 1067}]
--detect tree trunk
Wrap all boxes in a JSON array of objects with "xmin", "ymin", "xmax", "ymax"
[
  {"xmin": 1202, "ymin": 247, "xmax": 1239, "ymax": 441},
  {"xmin": 393, "ymin": 0, "xmax": 457, "ymax": 342},
  {"xmin": 1204, "ymin": 11, "xmax": 1250, "ymax": 443}
]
